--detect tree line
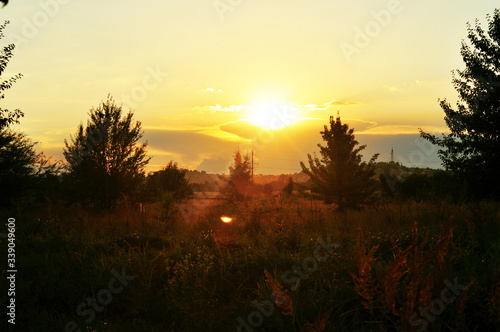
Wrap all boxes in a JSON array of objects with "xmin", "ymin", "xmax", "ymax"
[{"xmin": 1, "ymin": 9, "xmax": 499, "ymax": 213}]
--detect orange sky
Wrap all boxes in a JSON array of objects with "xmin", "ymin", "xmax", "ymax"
[{"xmin": 1, "ymin": 1, "xmax": 498, "ymax": 173}]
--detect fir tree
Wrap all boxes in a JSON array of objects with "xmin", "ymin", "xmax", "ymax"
[{"xmin": 301, "ymin": 114, "xmax": 379, "ymax": 211}]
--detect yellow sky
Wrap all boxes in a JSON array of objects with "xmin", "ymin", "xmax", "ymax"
[{"xmin": 1, "ymin": 1, "xmax": 498, "ymax": 173}]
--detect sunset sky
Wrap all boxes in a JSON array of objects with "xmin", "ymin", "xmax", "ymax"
[{"xmin": 1, "ymin": 0, "xmax": 498, "ymax": 174}]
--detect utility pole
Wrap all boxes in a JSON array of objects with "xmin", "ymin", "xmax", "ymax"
[
  {"xmin": 391, "ymin": 147, "xmax": 394, "ymax": 163},
  {"xmin": 251, "ymin": 150, "xmax": 254, "ymax": 183}
]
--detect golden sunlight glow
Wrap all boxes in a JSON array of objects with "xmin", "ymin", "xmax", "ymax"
[
  {"xmin": 220, "ymin": 216, "xmax": 233, "ymax": 223},
  {"xmin": 245, "ymin": 102, "xmax": 300, "ymax": 130}
]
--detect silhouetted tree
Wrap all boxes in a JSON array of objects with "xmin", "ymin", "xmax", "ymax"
[
  {"xmin": 420, "ymin": 9, "xmax": 500, "ymax": 198},
  {"xmin": 229, "ymin": 149, "xmax": 251, "ymax": 182},
  {"xmin": 281, "ymin": 177, "xmax": 293, "ymax": 197},
  {"xmin": 300, "ymin": 114, "xmax": 379, "ymax": 211},
  {"xmin": 142, "ymin": 161, "xmax": 193, "ymax": 221},
  {"xmin": 0, "ymin": 130, "xmax": 36, "ymax": 207},
  {"xmin": 0, "ymin": 20, "xmax": 36, "ymax": 208},
  {"xmin": 63, "ymin": 96, "xmax": 150, "ymax": 209},
  {"xmin": 224, "ymin": 149, "xmax": 252, "ymax": 200},
  {"xmin": 0, "ymin": 128, "xmax": 61, "ymax": 209},
  {"xmin": 143, "ymin": 161, "xmax": 192, "ymax": 202},
  {"xmin": 396, "ymin": 170, "xmax": 464, "ymax": 201},
  {"xmin": 0, "ymin": 21, "xmax": 22, "ymax": 130}
]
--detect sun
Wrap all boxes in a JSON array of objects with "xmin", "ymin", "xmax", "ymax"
[{"xmin": 245, "ymin": 102, "xmax": 300, "ymax": 130}]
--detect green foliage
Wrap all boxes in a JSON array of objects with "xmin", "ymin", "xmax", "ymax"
[
  {"xmin": 224, "ymin": 149, "xmax": 252, "ymax": 200},
  {"xmin": 156, "ymin": 191, "xmax": 178, "ymax": 223},
  {"xmin": 0, "ymin": 128, "xmax": 61, "ymax": 209},
  {"xmin": 142, "ymin": 161, "xmax": 192, "ymax": 223},
  {"xmin": 0, "ymin": 21, "xmax": 57, "ymax": 209},
  {"xmin": 12, "ymin": 198, "xmax": 500, "ymax": 331},
  {"xmin": 143, "ymin": 161, "xmax": 192, "ymax": 202},
  {"xmin": 163, "ymin": 244, "xmax": 217, "ymax": 296},
  {"xmin": 377, "ymin": 163, "xmax": 467, "ymax": 201},
  {"xmin": 63, "ymin": 95, "xmax": 150, "ymax": 210},
  {"xmin": 301, "ymin": 114, "xmax": 379, "ymax": 210},
  {"xmin": 281, "ymin": 176, "xmax": 293, "ymax": 196},
  {"xmin": 0, "ymin": 129, "xmax": 38, "ymax": 207},
  {"xmin": 0, "ymin": 21, "xmax": 61, "ymax": 210},
  {"xmin": 229, "ymin": 148, "xmax": 251, "ymax": 184},
  {"xmin": 396, "ymin": 170, "xmax": 465, "ymax": 201},
  {"xmin": 420, "ymin": 9, "xmax": 500, "ymax": 198},
  {"xmin": 0, "ymin": 21, "xmax": 23, "ymax": 131}
]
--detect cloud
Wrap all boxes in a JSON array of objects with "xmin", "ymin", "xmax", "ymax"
[
  {"xmin": 219, "ymin": 120, "xmax": 263, "ymax": 140},
  {"xmin": 190, "ymin": 98, "xmax": 360, "ymax": 115},
  {"xmin": 358, "ymin": 124, "xmax": 449, "ymax": 135},
  {"xmin": 383, "ymin": 85, "xmax": 399, "ymax": 92},
  {"xmin": 196, "ymin": 157, "xmax": 229, "ymax": 173},
  {"xmin": 217, "ymin": 117, "xmax": 377, "ymax": 143},
  {"xmin": 191, "ymin": 104, "xmax": 248, "ymax": 113},
  {"xmin": 144, "ymin": 128, "xmax": 238, "ymax": 169},
  {"xmin": 382, "ymin": 79, "xmax": 426, "ymax": 93},
  {"xmin": 301, "ymin": 99, "xmax": 360, "ymax": 111},
  {"xmin": 326, "ymin": 99, "xmax": 360, "ymax": 106},
  {"xmin": 200, "ymin": 87, "xmax": 223, "ymax": 93},
  {"xmin": 34, "ymin": 121, "xmax": 443, "ymax": 175}
]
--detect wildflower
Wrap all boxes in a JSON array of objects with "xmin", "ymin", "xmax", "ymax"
[
  {"xmin": 301, "ymin": 308, "xmax": 332, "ymax": 332},
  {"xmin": 264, "ymin": 269, "xmax": 294, "ymax": 316},
  {"xmin": 349, "ymin": 230, "xmax": 379, "ymax": 311}
]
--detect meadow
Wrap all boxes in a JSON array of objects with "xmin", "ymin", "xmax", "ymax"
[
  {"xmin": 1, "ymin": 4, "xmax": 500, "ymax": 332},
  {"xmin": 5, "ymin": 194, "xmax": 499, "ymax": 332}
]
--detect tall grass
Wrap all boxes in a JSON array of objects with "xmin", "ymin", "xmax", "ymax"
[{"xmin": 2, "ymin": 196, "xmax": 499, "ymax": 331}]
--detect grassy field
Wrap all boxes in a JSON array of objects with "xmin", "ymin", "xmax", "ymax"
[{"xmin": 2, "ymin": 196, "xmax": 500, "ymax": 331}]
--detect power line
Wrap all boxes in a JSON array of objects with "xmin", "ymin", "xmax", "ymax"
[{"xmin": 257, "ymin": 167, "xmax": 301, "ymax": 171}]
